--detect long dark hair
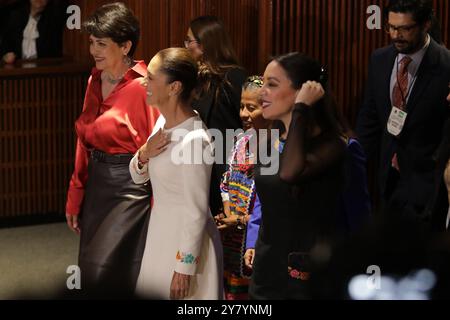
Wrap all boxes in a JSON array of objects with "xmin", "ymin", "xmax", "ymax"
[
  {"xmin": 190, "ymin": 16, "xmax": 241, "ymax": 94},
  {"xmin": 272, "ymin": 52, "xmax": 343, "ymax": 139}
]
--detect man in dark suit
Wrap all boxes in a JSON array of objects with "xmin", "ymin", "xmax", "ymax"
[{"xmin": 356, "ymin": 0, "xmax": 450, "ymax": 224}]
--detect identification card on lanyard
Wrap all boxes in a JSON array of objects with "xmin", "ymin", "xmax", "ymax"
[{"xmin": 387, "ymin": 106, "xmax": 408, "ymax": 137}]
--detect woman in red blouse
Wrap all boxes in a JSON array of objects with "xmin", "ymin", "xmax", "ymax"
[{"xmin": 65, "ymin": 3, "xmax": 159, "ymax": 298}]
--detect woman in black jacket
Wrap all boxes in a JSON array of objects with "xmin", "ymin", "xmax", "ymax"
[{"xmin": 185, "ymin": 15, "xmax": 247, "ymax": 216}]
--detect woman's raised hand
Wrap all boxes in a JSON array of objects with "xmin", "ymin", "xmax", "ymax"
[{"xmin": 295, "ymin": 81, "xmax": 325, "ymax": 107}]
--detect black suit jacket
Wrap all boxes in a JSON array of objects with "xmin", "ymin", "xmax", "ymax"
[
  {"xmin": 192, "ymin": 67, "xmax": 247, "ymax": 215},
  {"xmin": 0, "ymin": 2, "xmax": 66, "ymax": 59},
  {"xmin": 356, "ymin": 39, "xmax": 450, "ymax": 214}
]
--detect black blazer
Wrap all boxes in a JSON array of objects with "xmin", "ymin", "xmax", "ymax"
[
  {"xmin": 0, "ymin": 1, "xmax": 66, "ymax": 59},
  {"xmin": 193, "ymin": 67, "xmax": 247, "ymax": 133},
  {"xmin": 192, "ymin": 67, "xmax": 246, "ymax": 215},
  {"xmin": 428, "ymin": 120, "xmax": 450, "ymax": 232},
  {"xmin": 356, "ymin": 39, "xmax": 450, "ymax": 211}
]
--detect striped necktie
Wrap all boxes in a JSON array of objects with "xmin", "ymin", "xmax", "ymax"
[{"xmin": 392, "ymin": 56, "xmax": 413, "ymax": 110}]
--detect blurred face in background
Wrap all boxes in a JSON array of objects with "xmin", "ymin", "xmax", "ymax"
[
  {"xmin": 260, "ymin": 61, "xmax": 297, "ymax": 122},
  {"xmin": 30, "ymin": 0, "xmax": 49, "ymax": 15},
  {"xmin": 185, "ymin": 28, "xmax": 203, "ymax": 61},
  {"xmin": 240, "ymin": 88, "xmax": 270, "ymax": 131},
  {"xmin": 387, "ymin": 12, "xmax": 430, "ymax": 54}
]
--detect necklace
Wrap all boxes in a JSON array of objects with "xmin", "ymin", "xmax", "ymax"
[{"xmin": 102, "ymin": 68, "xmax": 129, "ymax": 85}]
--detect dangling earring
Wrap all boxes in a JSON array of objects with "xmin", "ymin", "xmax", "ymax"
[{"xmin": 123, "ymin": 54, "xmax": 132, "ymax": 68}]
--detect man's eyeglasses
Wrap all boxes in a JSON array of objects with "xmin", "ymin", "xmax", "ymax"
[
  {"xmin": 184, "ymin": 39, "xmax": 198, "ymax": 48},
  {"xmin": 385, "ymin": 23, "xmax": 419, "ymax": 34}
]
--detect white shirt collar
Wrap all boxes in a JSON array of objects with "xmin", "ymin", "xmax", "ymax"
[{"xmin": 22, "ymin": 15, "xmax": 40, "ymax": 59}]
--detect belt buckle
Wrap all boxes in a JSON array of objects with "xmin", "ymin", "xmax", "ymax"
[{"xmin": 92, "ymin": 150, "xmax": 104, "ymax": 162}]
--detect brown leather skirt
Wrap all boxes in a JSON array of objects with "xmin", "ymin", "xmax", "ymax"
[{"xmin": 78, "ymin": 150, "xmax": 151, "ymax": 298}]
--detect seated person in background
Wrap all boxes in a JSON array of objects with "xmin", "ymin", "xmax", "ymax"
[{"xmin": 1, "ymin": 0, "xmax": 67, "ymax": 64}]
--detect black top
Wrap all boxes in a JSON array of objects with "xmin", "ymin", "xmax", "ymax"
[
  {"xmin": 249, "ymin": 103, "xmax": 347, "ymax": 299},
  {"xmin": 192, "ymin": 67, "xmax": 247, "ymax": 215},
  {"xmin": 0, "ymin": 1, "xmax": 67, "ymax": 59}
]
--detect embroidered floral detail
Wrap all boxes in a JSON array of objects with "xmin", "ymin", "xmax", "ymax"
[
  {"xmin": 176, "ymin": 251, "xmax": 200, "ymax": 265},
  {"xmin": 288, "ymin": 267, "xmax": 310, "ymax": 281}
]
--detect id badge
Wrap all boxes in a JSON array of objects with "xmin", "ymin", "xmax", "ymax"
[{"xmin": 387, "ymin": 107, "xmax": 407, "ymax": 137}]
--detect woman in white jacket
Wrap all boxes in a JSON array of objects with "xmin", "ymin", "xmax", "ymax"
[{"xmin": 129, "ymin": 47, "xmax": 223, "ymax": 300}]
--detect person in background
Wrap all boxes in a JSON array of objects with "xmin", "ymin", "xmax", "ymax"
[
  {"xmin": 356, "ymin": 0, "xmax": 450, "ymax": 225},
  {"xmin": 335, "ymin": 109, "xmax": 372, "ymax": 233},
  {"xmin": 65, "ymin": 3, "xmax": 159, "ymax": 298},
  {"xmin": 215, "ymin": 76, "xmax": 270, "ymax": 300},
  {"xmin": 1, "ymin": 0, "xmax": 67, "ymax": 64},
  {"xmin": 185, "ymin": 15, "xmax": 247, "ymax": 217}
]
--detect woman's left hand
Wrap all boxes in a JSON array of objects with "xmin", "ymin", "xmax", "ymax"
[
  {"xmin": 170, "ymin": 271, "xmax": 191, "ymax": 300},
  {"xmin": 295, "ymin": 81, "xmax": 325, "ymax": 106}
]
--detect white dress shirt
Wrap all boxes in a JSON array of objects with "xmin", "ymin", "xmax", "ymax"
[
  {"xmin": 389, "ymin": 34, "xmax": 431, "ymax": 106},
  {"xmin": 22, "ymin": 15, "xmax": 40, "ymax": 60}
]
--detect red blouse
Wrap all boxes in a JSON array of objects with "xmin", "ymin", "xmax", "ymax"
[{"xmin": 66, "ymin": 61, "xmax": 159, "ymax": 216}]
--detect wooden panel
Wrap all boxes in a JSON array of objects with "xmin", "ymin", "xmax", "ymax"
[{"xmin": 0, "ymin": 61, "xmax": 89, "ymax": 218}]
